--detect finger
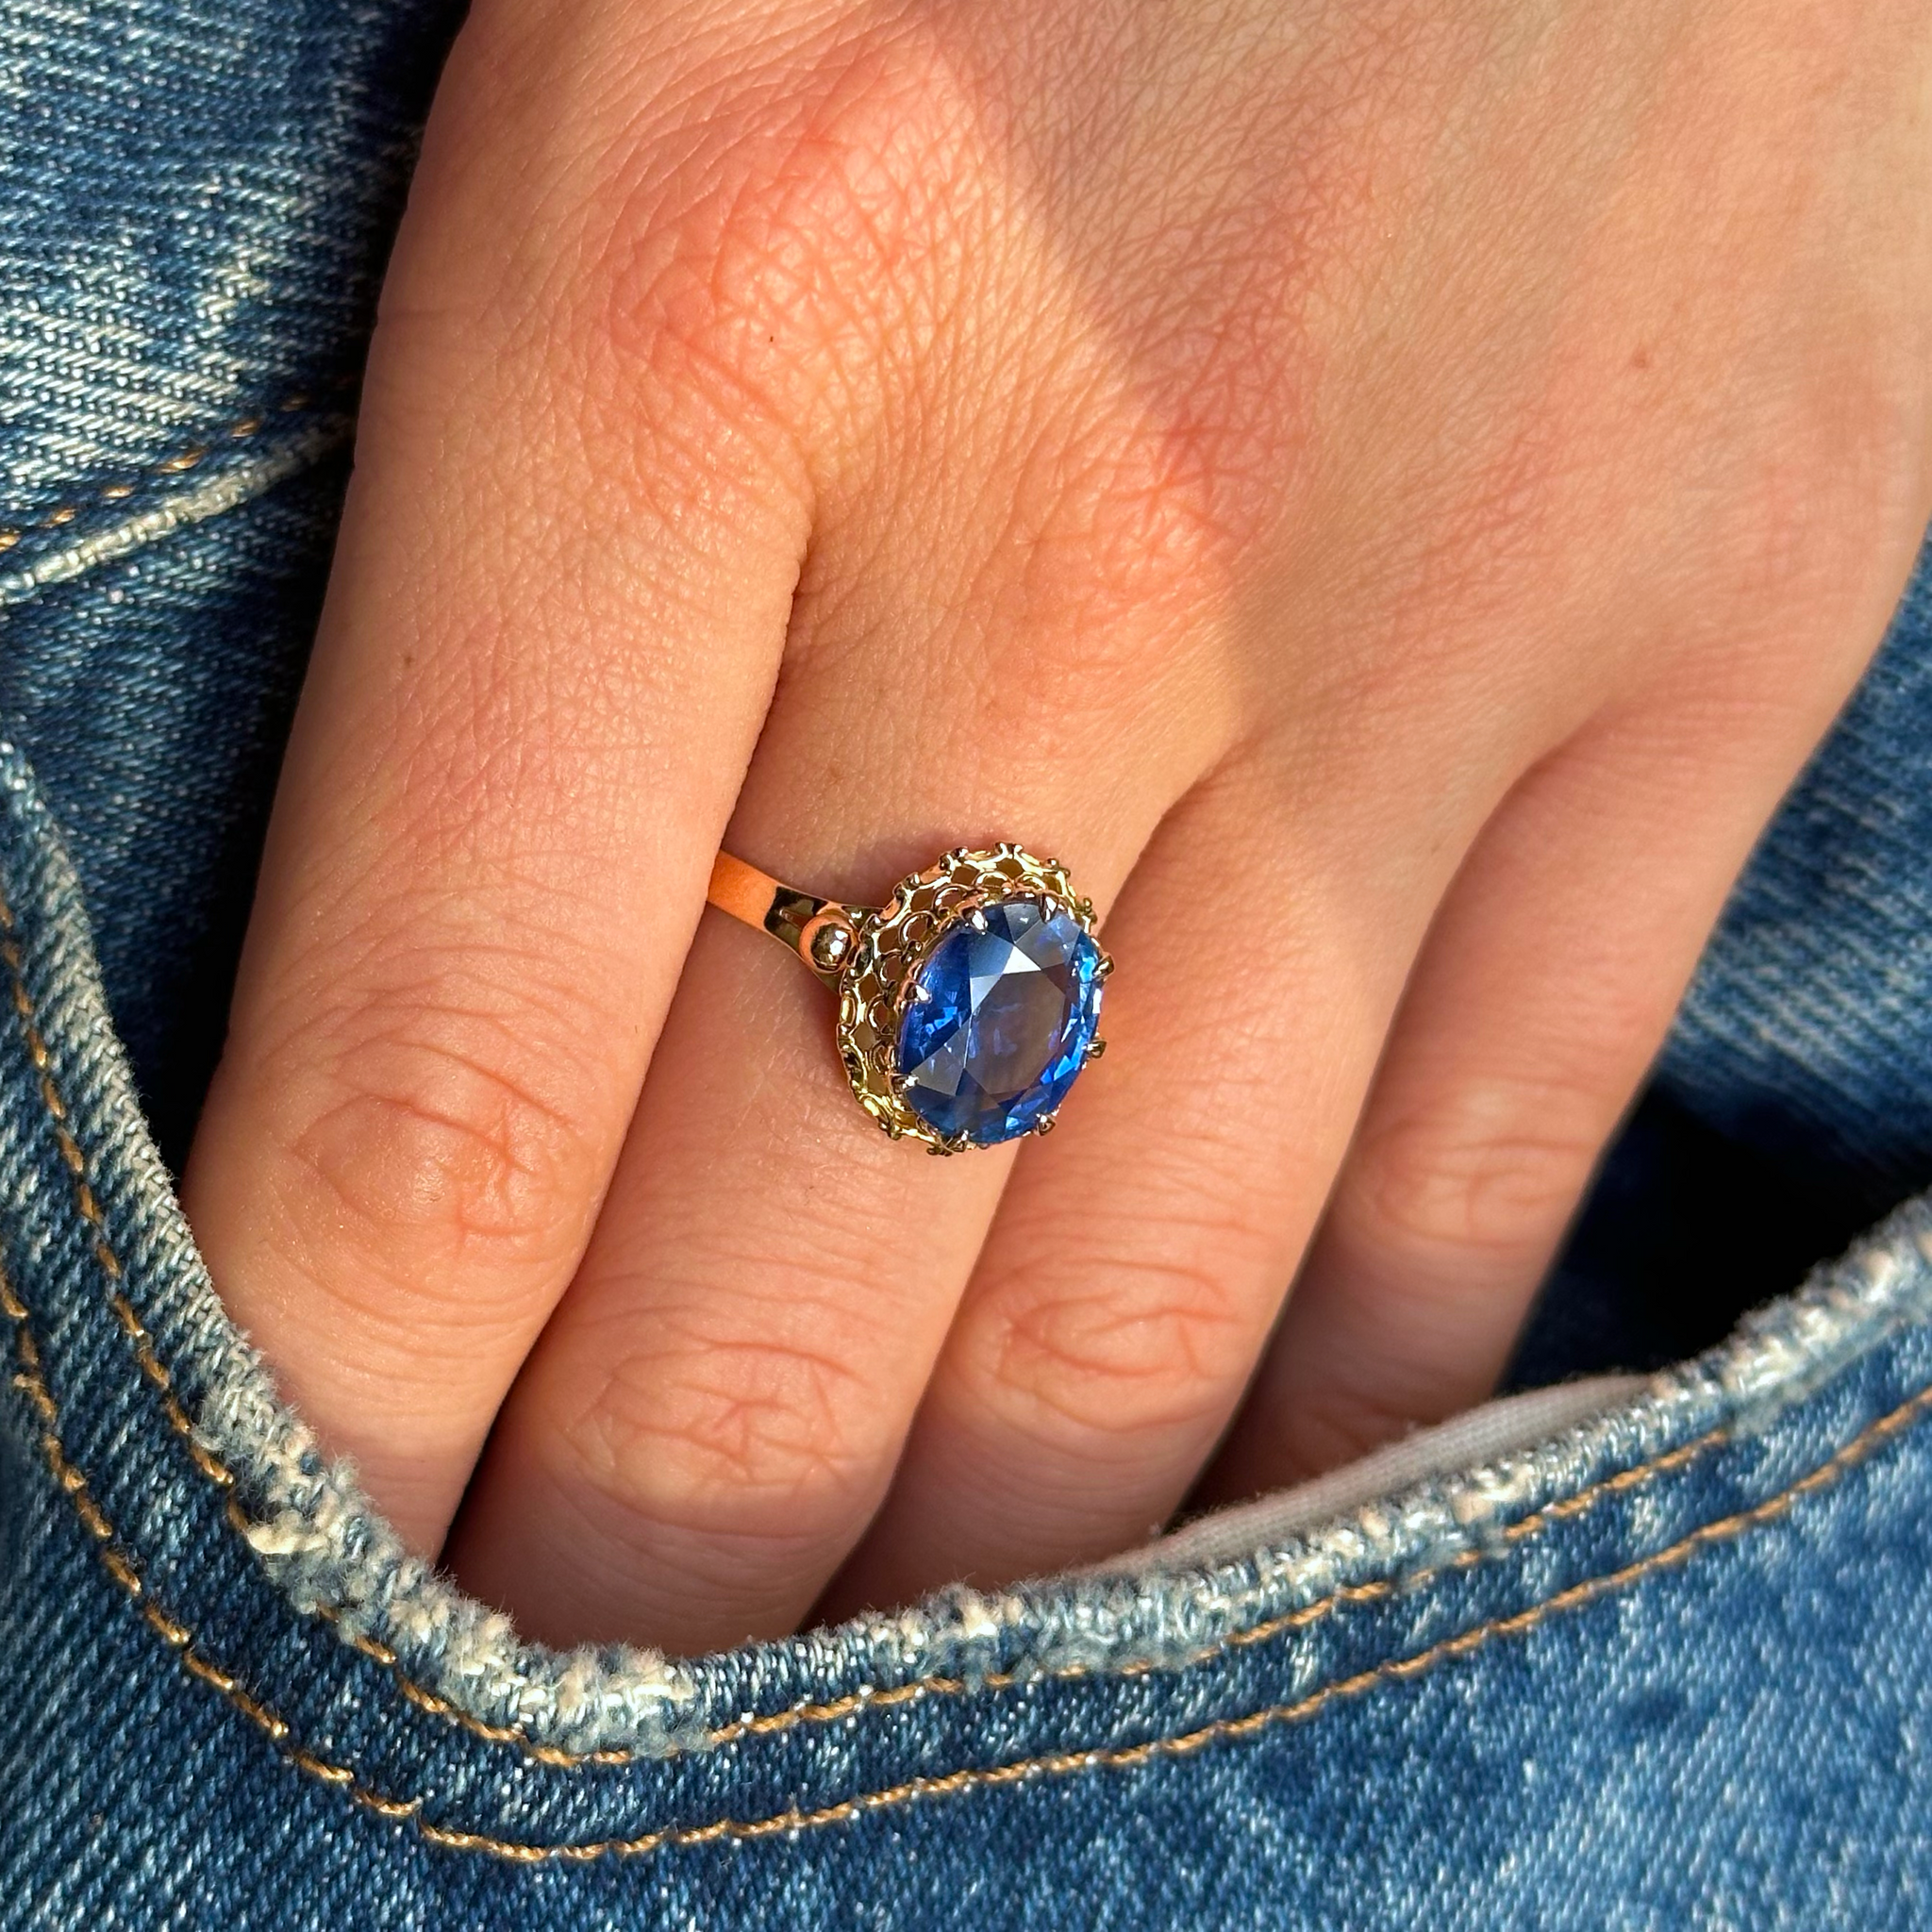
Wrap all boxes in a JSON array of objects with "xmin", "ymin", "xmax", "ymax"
[
  {"xmin": 815, "ymin": 727, "xmax": 1505, "ymax": 1615},
  {"xmin": 180, "ymin": 13, "xmax": 818, "ymax": 1551},
  {"xmin": 1205, "ymin": 690, "xmax": 1861, "ymax": 1501},
  {"xmin": 442, "ymin": 441, "xmax": 1240, "ymax": 1651}
]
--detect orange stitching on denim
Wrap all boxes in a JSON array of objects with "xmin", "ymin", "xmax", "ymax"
[
  {"xmin": 0, "ymin": 906, "xmax": 239, "ymax": 1499},
  {"xmin": 4, "ymin": 1233, "xmax": 1925, "ymax": 1862},
  {"xmin": 2, "ymin": 1263, "xmax": 409, "ymax": 1807},
  {"xmin": 0, "ymin": 881, "xmax": 1746, "ymax": 1770},
  {"xmin": 0, "ymin": 376, "xmax": 357, "ymax": 552}
]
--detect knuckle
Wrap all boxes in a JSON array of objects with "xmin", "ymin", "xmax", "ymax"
[
  {"xmin": 974, "ymin": 1251, "xmax": 1257, "ymax": 1456},
  {"xmin": 268, "ymin": 973, "xmax": 597, "ymax": 1302},
  {"xmin": 1715, "ymin": 424, "xmax": 1921, "ymax": 648},
  {"xmin": 564, "ymin": 1302, "xmax": 882, "ymax": 1541},
  {"xmin": 581, "ymin": 35, "xmax": 974, "ymax": 417},
  {"xmin": 995, "ymin": 432, "xmax": 1238, "ymax": 706},
  {"xmin": 1348, "ymin": 1075, "xmax": 1607, "ymax": 1263}
]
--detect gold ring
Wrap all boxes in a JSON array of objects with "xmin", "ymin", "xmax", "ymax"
[{"xmin": 708, "ymin": 843, "xmax": 1111, "ymax": 1154}]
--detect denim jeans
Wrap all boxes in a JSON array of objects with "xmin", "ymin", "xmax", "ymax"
[{"xmin": 5, "ymin": 2, "xmax": 1932, "ymax": 1924}]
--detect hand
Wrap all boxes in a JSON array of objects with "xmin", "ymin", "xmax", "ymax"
[{"xmin": 181, "ymin": 0, "xmax": 1932, "ymax": 1653}]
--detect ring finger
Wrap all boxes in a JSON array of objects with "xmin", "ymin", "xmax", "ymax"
[{"xmin": 443, "ymin": 499, "xmax": 1226, "ymax": 1652}]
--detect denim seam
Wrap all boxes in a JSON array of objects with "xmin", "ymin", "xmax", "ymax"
[
  {"xmin": 0, "ymin": 418, "xmax": 357, "ymax": 617},
  {"xmin": 312, "ymin": 1422, "xmax": 1736, "ymax": 1767},
  {"xmin": 0, "ymin": 872, "xmax": 1751, "ymax": 1764},
  {"xmin": 0, "ymin": 920, "xmax": 242, "ymax": 1495},
  {"xmin": 0, "ymin": 375, "xmax": 359, "ymax": 553},
  {"xmin": 5, "ymin": 1225, "xmax": 1924, "ymax": 1862}
]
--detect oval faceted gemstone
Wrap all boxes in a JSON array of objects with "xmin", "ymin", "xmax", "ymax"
[{"xmin": 896, "ymin": 897, "xmax": 1105, "ymax": 1144}]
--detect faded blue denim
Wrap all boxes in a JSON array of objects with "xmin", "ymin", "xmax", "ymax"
[{"xmin": 5, "ymin": 0, "xmax": 1932, "ymax": 1924}]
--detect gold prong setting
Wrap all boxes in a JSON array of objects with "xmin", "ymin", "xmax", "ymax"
[{"xmin": 833, "ymin": 844, "xmax": 1109, "ymax": 1154}]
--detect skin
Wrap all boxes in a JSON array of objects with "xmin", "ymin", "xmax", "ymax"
[{"xmin": 179, "ymin": 0, "xmax": 1932, "ymax": 1654}]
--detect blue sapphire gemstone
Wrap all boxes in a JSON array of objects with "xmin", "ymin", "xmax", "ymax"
[{"xmin": 896, "ymin": 897, "xmax": 1105, "ymax": 1145}]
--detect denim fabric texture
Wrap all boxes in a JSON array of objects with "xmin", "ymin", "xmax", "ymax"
[
  {"xmin": 0, "ymin": 0, "xmax": 461, "ymax": 1170},
  {"xmin": 5, "ymin": 0, "xmax": 1932, "ymax": 1924}
]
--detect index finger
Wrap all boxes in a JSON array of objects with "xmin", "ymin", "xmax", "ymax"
[{"xmin": 181, "ymin": 7, "xmax": 821, "ymax": 1552}]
